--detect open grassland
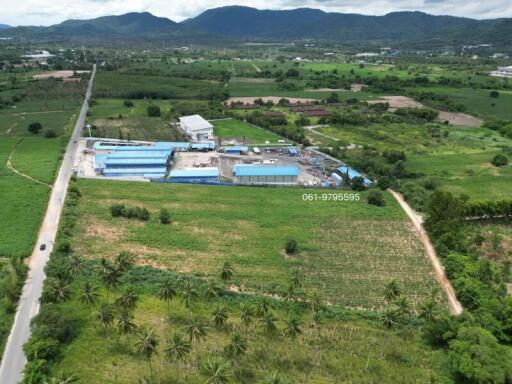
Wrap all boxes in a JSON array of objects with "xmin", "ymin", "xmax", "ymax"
[
  {"xmin": 10, "ymin": 137, "xmax": 64, "ymax": 184},
  {"xmin": 88, "ymin": 98, "xmax": 172, "ymax": 119},
  {"xmin": 0, "ymin": 139, "xmax": 51, "ymax": 258},
  {"xmin": 413, "ymin": 86, "xmax": 512, "ymax": 120},
  {"xmin": 49, "ymin": 291, "xmax": 444, "ymax": 384},
  {"xmin": 213, "ymin": 119, "xmax": 282, "ymax": 144},
  {"xmin": 70, "ymin": 179, "xmax": 441, "ymax": 311},
  {"xmin": 0, "ymin": 98, "xmax": 79, "ymax": 137}
]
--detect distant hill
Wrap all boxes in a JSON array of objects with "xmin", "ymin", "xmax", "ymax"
[
  {"xmin": 0, "ymin": 24, "xmax": 11, "ymax": 30},
  {"xmin": 0, "ymin": 8, "xmax": 511, "ymax": 46}
]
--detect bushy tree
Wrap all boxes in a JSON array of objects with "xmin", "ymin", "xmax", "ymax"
[
  {"xmin": 147, "ymin": 104, "xmax": 161, "ymax": 117},
  {"xmin": 367, "ymin": 190, "xmax": 386, "ymax": 206},
  {"xmin": 28, "ymin": 122, "xmax": 43, "ymax": 134}
]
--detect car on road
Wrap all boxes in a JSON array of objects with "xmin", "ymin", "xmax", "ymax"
[{"xmin": 39, "ymin": 243, "xmax": 46, "ymax": 251}]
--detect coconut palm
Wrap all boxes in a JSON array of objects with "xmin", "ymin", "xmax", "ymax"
[
  {"xmin": 418, "ymin": 299, "xmax": 438, "ymax": 323},
  {"xmin": 164, "ymin": 331, "xmax": 191, "ymax": 380},
  {"xmin": 261, "ymin": 312, "xmax": 277, "ymax": 336},
  {"xmin": 185, "ymin": 315, "xmax": 208, "ymax": 359},
  {"xmin": 220, "ymin": 262, "xmax": 234, "ymax": 283},
  {"xmin": 181, "ymin": 275, "xmax": 199, "ymax": 309},
  {"xmin": 203, "ymin": 277, "xmax": 222, "ymax": 300},
  {"xmin": 46, "ymin": 278, "xmax": 73, "ymax": 303},
  {"xmin": 115, "ymin": 286, "xmax": 139, "ymax": 312},
  {"xmin": 395, "ymin": 296, "xmax": 411, "ymax": 319},
  {"xmin": 79, "ymin": 281, "xmax": 99, "ymax": 308},
  {"xmin": 284, "ymin": 284, "xmax": 295, "ymax": 302},
  {"xmin": 289, "ymin": 268, "xmax": 303, "ymax": 289},
  {"xmin": 239, "ymin": 303, "xmax": 253, "ymax": 330},
  {"xmin": 158, "ymin": 277, "xmax": 177, "ymax": 319},
  {"xmin": 211, "ymin": 305, "xmax": 229, "ymax": 331},
  {"xmin": 68, "ymin": 254, "xmax": 85, "ymax": 275},
  {"xmin": 95, "ymin": 303, "xmax": 115, "ymax": 338},
  {"xmin": 117, "ymin": 309, "xmax": 137, "ymax": 339},
  {"xmin": 115, "ymin": 251, "xmax": 135, "ymax": 273},
  {"xmin": 202, "ymin": 358, "xmax": 231, "ymax": 384},
  {"xmin": 135, "ymin": 327, "xmax": 159, "ymax": 378},
  {"xmin": 310, "ymin": 311, "xmax": 324, "ymax": 337},
  {"xmin": 96, "ymin": 258, "xmax": 120, "ymax": 303},
  {"xmin": 383, "ymin": 279, "xmax": 401, "ymax": 303},
  {"xmin": 224, "ymin": 331, "xmax": 247, "ymax": 363},
  {"xmin": 381, "ymin": 308, "xmax": 399, "ymax": 357},
  {"xmin": 255, "ymin": 297, "xmax": 271, "ymax": 318},
  {"xmin": 283, "ymin": 316, "xmax": 302, "ymax": 340},
  {"xmin": 307, "ymin": 290, "xmax": 324, "ymax": 314}
]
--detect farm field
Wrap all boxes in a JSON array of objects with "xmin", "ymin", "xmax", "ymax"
[
  {"xmin": 213, "ymin": 119, "xmax": 283, "ymax": 144},
  {"xmin": 87, "ymin": 98, "xmax": 172, "ymax": 119},
  {"xmin": 70, "ymin": 179, "xmax": 442, "ymax": 311}
]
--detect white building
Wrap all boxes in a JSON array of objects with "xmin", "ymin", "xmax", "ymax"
[
  {"xmin": 490, "ymin": 66, "xmax": 512, "ymax": 78},
  {"xmin": 179, "ymin": 115, "xmax": 214, "ymax": 141}
]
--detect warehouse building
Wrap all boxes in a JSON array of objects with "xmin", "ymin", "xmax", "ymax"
[
  {"xmin": 233, "ymin": 164, "xmax": 299, "ymax": 185},
  {"xmin": 336, "ymin": 166, "xmax": 373, "ymax": 186},
  {"xmin": 179, "ymin": 115, "xmax": 214, "ymax": 141},
  {"xmin": 169, "ymin": 168, "xmax": 219, "ymax": 183},
  {"xmin": 223, "ymin": 146, "xmax": 249, "ymax": 155}
]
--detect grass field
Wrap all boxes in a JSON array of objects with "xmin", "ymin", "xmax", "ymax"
[
  {"xmin": 213, "ymin": 119, "xmax": 283, "ymax": 144},
  {"xmin": 69, "ymin": 179, "xmax": 441, "ymax": 311}
]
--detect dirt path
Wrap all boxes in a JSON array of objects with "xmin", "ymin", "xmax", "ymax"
[
  {"xmin": 6, "ymin": 122, "xmax": 17, "ymax": 135},
  {"xmin": 389, "ymin": 190, "xmax": 463, "ymax": 315},
  {"xmin": 6, "ymin": 141, "xmax": 52, "ymax": 187},
  {"xmin": 252, "ymin": 63, "xmax": 261, "ymax": 73}
]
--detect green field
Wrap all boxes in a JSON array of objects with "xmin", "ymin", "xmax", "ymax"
[
  {"xmin": 213, "ymin": 119, "xmax": 283, "ymax": 144},
  {"xmin": 69, "ymin": 179, "xmax": 441, "ymax": 310}
]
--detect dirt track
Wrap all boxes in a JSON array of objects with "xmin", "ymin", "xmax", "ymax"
[{"xmin": 389, "ymin": 190, "xmax": 463, "ymax": 315}]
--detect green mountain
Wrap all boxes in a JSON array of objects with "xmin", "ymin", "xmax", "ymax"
[
  {"xmin": 1, "ymin": 8, "xmax": 510, "ymax": 46},
  {"xmin": 0, "ymin": 24, "xmax": 11, "ymax": 30}
]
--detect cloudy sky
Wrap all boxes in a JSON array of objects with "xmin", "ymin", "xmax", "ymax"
[{"xmin": 3, "ymin": 0, "xmax": 512, "ymax": 26}]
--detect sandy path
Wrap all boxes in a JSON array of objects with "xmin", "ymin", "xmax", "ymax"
[
  {"xmin": 252, "ymin": 63, "xmax": 261, "ymax": 73},
  {"xmin": 389, "ymin": 190, "xmax": 463, "ymax": 315},
  {"xmin": 6, "ymin": 141, "xmax": 52, "ymax": 187}
]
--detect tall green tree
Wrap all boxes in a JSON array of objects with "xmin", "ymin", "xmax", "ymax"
[
  {"xmin": 158, "ymin": 277, "xmax": 177, "ymax": 319},
  {"xmin": 115, "ymin": 286, "xmax": 139, "ymax": 312},
  {"xmin": 185, "ymin": 315, "xmax": 208, "ymax": 360},
  {"xmin": 164, "ymin": 331, "xmax": 191, "ymax": 380},
  {"xmin": 224, "ymin": 331, "xmax": 247, "ymax": 365},
  {"xmin": 181, "ymin": 275, "xmax": 199, "ymax": 309},
  {"xmin": 220, "ymin": 262, "xmax": 234, "ymax": 284},
  {"xmin": 95, "ymin": 303, "xmax": 115, "ymax": 338},
  {"xmin": 383, "ymin": 279, "xmax": 401, "ymax": 303},
  {"xmin": 79, "ymin": 281, "xmax": 99, "ymax": 308},
  {"xmin": 202, "ymin": 359, "xmax": 231, "ymax": 384},
  {"xmin": 239, "ymin": 303, "xmax": 253, "ymax": 330},
  {"xmin": 283, "ymin": 316, "xmax": 302, "ymax": 340},
  {"xmin": 135, "ymin": 327, "xmax": 159, "ymax": 379}
]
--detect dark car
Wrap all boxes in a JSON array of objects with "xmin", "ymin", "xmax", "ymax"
[{"xmin": 39, "ymin": 243, "xmax": 46, "ymax": 251}]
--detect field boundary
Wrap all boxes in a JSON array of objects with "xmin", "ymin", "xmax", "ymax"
[
  {"xmin": 6, "ymin": 140, "xmax": 52, "ymax": 187},
  {"xmin": 389, "ymin": 189, "xmax": 463, "ymax": 315}
]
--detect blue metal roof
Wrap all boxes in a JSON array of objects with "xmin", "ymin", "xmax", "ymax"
[
  {"xmin": 107, "ymin": 151, "xmax": 171, "ymax": 159},
  {"xmin": 103, "ymin": 167, "xmax": 167, "ymax": 175},
  {"xmin": 336, "ymin": 166, "xmax": 373, "ymax": 185},
  {"xmin": 105, "ymin": 158, "xmax": 168, "ymax": 166},
  {"xmin": 225, "ymin": 146, "xmax": 249, "ymax": 152},
  {"xmin": 234, "ymin": 165, "xmax": 299, "ymax": 177},
  {"xmin": 191, "ymin": 142, "xmax": 215, "ymax": 150},
  {"xmin": 170, "ymin": 168, "xmax": 219, "ymax": 178}
]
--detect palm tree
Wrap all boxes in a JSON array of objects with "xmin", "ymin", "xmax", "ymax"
[
  {"xmin": 239, "ymin": 303, "xmax": 253, "ymax": 330},
  {"xmin": 418, "ymin": 299, "xmax": 438, "ymax": 323},
  {"xmin": 96, "ymin": 258, "xmax": 120, "ymax": 303},
  {"xmin": 47, "ymin": 278, "xmax": 72, "ymax": 303},
  {"xmin": 115, "ymin": 286, "xmax": 139, "ymax": 312},
  {"xmin": 115, "ymin": 251, "xmax": 135, "ymax": 273},
  {"xmin": 164, "ymin": 331, "xmax": 191, "ymax": 380},
  {"xmin": 117, "ymin": 309, "xmax": 137, "ymax": 340},
  {"xmin": 95, "ymin": 303, "xmax": 115, "ymax": 338},
  {"xmin": 307, "ymin": 290, "xmax": 324, "ymax": 314},
  {"xmin": 261, "ymin": 312, "xmax": 277, "ymax": 336},
  {"xmin": 203, "ymin": 277, "xmax": 222, "ymax": 300},
  {"xmin": 283, "ymin": 316, "xmax": 302, "ymax": 340},
  {"xmin": 79, "ymin": 281, "xmax": 100, "ymax": 308},
  {"xmin": 211, "ymin": 305, "xmax": 229, "ymax": 331},
  {"xmin": 202, "ymin": 359, "xmax": 231, "ymax": 384},
  {"xmin": 290, "ymin": 268, "xmax": 303, "ymax": 289},
  {"xmin": 383, "ymin": 279, "xmax": 401, "ymax": 303},
  {"xmin": 310, "ymin": 311, "xmax": 323, "ymax": 337},
  {"xmin": 220, "ymin": 262, "xmax": 234, "ymax": 284},
  {"xmin": 185, "ymin": 315, "xmax": 208, "ymax": 360},
  {"xmin": 284, "ymin": 284, "xmax": 295, "ymax": 302},
  {"xmin": 68, "ymin": 254, "xmax": 84, "ymax": 275},
  {"xmin": 255, "ymin": 297, "xmax": 271, "ymax": 318},
  {"xmin": 395, "ymin": 296, "xmax": 411, "ymax": 319},
  {"xmin": 158, "ymin": 277, "xmax": 177, "ymax": 319},
  {"xmin": 181, "ymin": 275, "xmax": 199, "ymax": 309},
  {"xmin": 381, "ymin": 308, "xmax": 398, "ymax": 358},
  {"xmin": 135, "ymin": 327, "xmax": 159, "ymax": 379},
  {"xmin": 224, "ymin": 331, "xmax": 247, "ymax": 364}
]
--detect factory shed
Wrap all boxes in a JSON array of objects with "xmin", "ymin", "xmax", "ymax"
[
  {"xmin": 233, "ymin": 164, "xmax": 299, "ymax": 185},
  {"xmin": 179, "ymin": 115, "xmax": 214, "ymax": 141},
  {"xmin": 336, "ymin": 166, "xmax": 373, "ymax": 186},
  {"xmin": 103, "ymin": 167, "xmax": 167, "ymax": 178},
  {"xmin": 169, "ymin": 168, "xmax": 219, "ymax": 183},
  {"xmin": 224, "ymin": 146, "xmax": 249, "ymax": 155}
]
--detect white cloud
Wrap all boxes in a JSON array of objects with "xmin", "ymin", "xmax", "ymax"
[{"xmin": 2, "ymin": 0, "xmax": 511, "ymax": 26}]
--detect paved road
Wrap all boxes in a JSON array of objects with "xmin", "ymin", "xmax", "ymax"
[
  {"xmin": 389, "ymin": 189, "xmax": 463, "ymax": 316},
  {"xmin": 0, "ymin": 64, "xmax": 96, "ymax": 384}
]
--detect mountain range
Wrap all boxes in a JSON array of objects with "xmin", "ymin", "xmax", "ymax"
[
  {"xmin": 0, "ymin": 24, "xmax": 11, "ymax": 30},
  {"xmin": 1, "ymin": 6, "xmax": 511, "ymax": 46}
]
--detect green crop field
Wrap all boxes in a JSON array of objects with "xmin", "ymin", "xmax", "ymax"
[
  {"xmin": 88, "ymin": 98, "xmax": 172, "ymax": 119},
  {"xmin": 213, "ymin": 119, "xmax": 283, "ymax": 143},
  {"xmin": 69, "ymin": 179, "xmax": 441, "ymax": 310}
]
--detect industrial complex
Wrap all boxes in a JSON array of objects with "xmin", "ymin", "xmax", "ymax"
[{"xmin": 75, "ymin": 115, "xmax": 372, "ymax": 188}]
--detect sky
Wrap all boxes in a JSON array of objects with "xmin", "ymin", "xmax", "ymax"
[{"xmin": 2, "ymin": 0, "xmax": 511, "ymax": 26}]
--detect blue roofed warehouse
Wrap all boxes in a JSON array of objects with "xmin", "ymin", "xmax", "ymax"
[{"xmin": 233, "ymin": 164, "xmax": 299, "ymax": 185}]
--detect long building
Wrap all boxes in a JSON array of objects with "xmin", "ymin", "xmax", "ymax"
[
  {"xmin": 490, "ymin": 66, "xmax": 512, "ymax": 78},
  {"xmin": 233, "ymin": 164, "xmax": 299, "ymax": 185},
  {"xmin": 179, "ymin": 115, "xmax": 214, "ymax": 141}
]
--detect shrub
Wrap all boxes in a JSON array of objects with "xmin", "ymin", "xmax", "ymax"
[
  {"xmin": 123, "ymin": 100, "xmax": 134, "ymax": 107},
  {"xmin": 147, "ymin": 104, "xmax": 161, "ymax": 117},
  {"xmin": 489, "ymin": 90, "xmax": 500, "ymax": 98},
  {"xmin": 350, "ymin": 176, "xmax": 367, "ymax": 191},
  {"xmin": 44, "ymin": 129, "xmax": 57, "ymax": 138},
  {"xmin": 285, "ymin": 239, "xmax": 298, "ymax": 255},
  {"xmin": 28, "ymin": 122, "xmax": 43, "ymax": 134},
  {"xmin": 111, "ymin": 204, "xmax": 150, "ymax": 221},
  {"xmin": 110, "ymin": 204, "xmax": 126, "ymax": 217},
  {"xmin": 159, "ymin": 208, "xmax": 171, "ymax": 224},
  {"xmin": 367, "ymin": 190, "xmax": 386, "ymax": 206},
  {"xmin": 491, "ymin": 153, "xmax": 508, "ymax": 167}
]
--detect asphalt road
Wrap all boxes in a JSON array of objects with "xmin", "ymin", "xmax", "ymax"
[{"xmin": 0, "ymin": 64, "xmax": 96, "ymax": 384}]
